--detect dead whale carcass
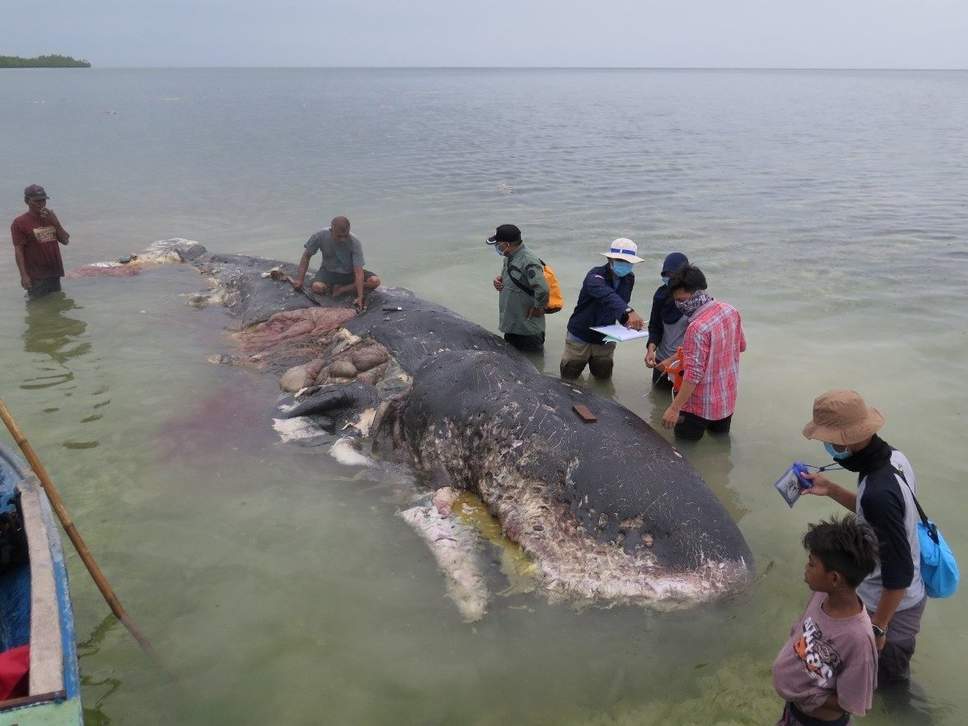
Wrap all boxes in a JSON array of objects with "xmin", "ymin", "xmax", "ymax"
[{"xmin": 82, "ymin": 241, "xmax": 754, "ymax": 610}]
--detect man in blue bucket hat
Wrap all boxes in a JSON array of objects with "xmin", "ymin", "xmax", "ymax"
[{"xmin": 799, "ymin": 390, "xmax": 927, "ymax": 689}]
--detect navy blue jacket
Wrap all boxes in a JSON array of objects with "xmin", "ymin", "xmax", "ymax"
[
  {"xmin": 566, "ymin": 264, "xmax": 634, "ymax": 345},
  {"xmin": 647, "ymin": 284, "xmax": 685, "ymax": 347}
]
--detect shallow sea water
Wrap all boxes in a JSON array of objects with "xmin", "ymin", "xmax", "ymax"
[{"xmin": 1, "ymin": 68, "xmax": 967, "ymax": 724}]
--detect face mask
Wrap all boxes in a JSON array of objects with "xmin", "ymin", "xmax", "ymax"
[
  {"xmin": 494, "ymin": 245, "xmax": 504, "ymax": 257},
  {"xmin": 612, "ymin": 261, "xmax": 633, "ymax": 277},
  {"xmin": 824, "ymin": 442, "xmax": 852, "ymax": 461},
  {"xmin": 674, "ymin": 291, "xmax": 712, "ymax": 317},
  {"xmin": 661, "ymin": 276, "xmax": 670, "ymax": 286}
]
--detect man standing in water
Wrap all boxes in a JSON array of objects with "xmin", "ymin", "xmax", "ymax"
[
  {"xmin": 291, "ymin": 216, "xmax": 381, "ymax": 312},
  {"xmin": 800, "ymin": 390, "xmax": 927, "ymax": 690},
  {"xmin": 644, "ymin": 252, "xmax": 689, "ymax": 389},
  {"xmin": 11, "ymin": 184, "xmax": 70, "ymax": 300},
  {"xmin": 661, "ymin": 265, "xmax": 746, "ymax": 440},
  {"xmin": 487, "ymin": 224, "xmax": 548, "ymax": 352},
  {"xmin": 559, "ymin": 238, "xmax": 645, "ymax": 379}
]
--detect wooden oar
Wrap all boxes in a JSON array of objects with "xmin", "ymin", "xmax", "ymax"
[{"xmin": 0, "ymin": 398, "xmax": 155, "ymax": 656}]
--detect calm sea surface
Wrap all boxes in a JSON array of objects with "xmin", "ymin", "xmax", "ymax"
[{"xmin": 1, "ymin": 68, "xmax": 967, "ymax": 724}]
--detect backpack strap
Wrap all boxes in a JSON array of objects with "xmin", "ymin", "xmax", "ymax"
[
  {"xmin": 507, "ymin": 262, "xmax": 538, "ymax": 297},
  {"xmin": 892, "ymin": 466, "xmax": 936, "ymax": 541}
]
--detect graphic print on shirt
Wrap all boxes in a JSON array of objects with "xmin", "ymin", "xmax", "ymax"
[
  {"xmin": 32, "ymin": 226, "xmax": 58, "ymax": 244},
  {"xmin": 792, "ymin": 617, "xmax": 842, "ymax": 686}
]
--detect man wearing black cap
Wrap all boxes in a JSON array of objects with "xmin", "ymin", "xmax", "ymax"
[
  {"xmin": 487, "ymin": 224, "xmax": 548, "ymax": 352},
  {"xmin": 11, "ymin": 185, "xmax": 70, "ymax": 300}
]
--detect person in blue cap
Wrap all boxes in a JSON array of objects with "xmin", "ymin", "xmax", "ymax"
[{"xmin": 643, "ymin": 252, "xmax": 689, "ymax": 388}]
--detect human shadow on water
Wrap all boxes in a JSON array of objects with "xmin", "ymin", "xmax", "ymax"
[
  {"xmin": 585, "ymin": 375, "xmax": 616, "ymax": 400},
  {"xmin": 77, "ymin": 614, "xmax": 122, "ymax": 726},
  {"xmin": 21, "ymin": 292, "xmax": 90, "ymax": 388},
  {"xmin": 876, "ymin": 680, "xmax": 952, "ymax": 725},
  {"xmin": 21, "ymin": 292, "xmax": 105, "ymax": 449},
  {"xmin": 642, "ymin": 381, "xmax": 749, "ymax": 521},
  {"xmin": 518, "ymin": 346, "xmax": 546, "ymax": 373},
  {"xmin": 78, "ymin": 611, "xmax": 191, "ymax": 726},
  {"xmin": 687, "ymin": 431, "xmax": 749, "ymax": 523}
]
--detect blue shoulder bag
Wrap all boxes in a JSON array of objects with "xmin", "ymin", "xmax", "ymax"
[{"xmin": 895, "ymin": 467, "xmax": 959, "ymax": 599}]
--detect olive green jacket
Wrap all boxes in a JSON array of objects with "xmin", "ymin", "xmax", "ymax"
[{"xmin": 498, "ymin": 244, "xmax": 549, "ymax": 337}]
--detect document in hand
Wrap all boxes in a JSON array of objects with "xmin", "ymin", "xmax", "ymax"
[
  {"xmin": 774, "ymin": 466, "xmax": 804, "ymax": 508},
  {"xmin": 589, "ymin": 324, "xmax": 649, "ymax": 343}
]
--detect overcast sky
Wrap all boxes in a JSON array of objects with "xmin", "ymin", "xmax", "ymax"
[{"xmin": 2, "ymin": 0, "xmax": 967, "ymax": 68}]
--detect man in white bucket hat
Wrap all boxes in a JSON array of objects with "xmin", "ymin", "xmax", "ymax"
[{"xmin": 560, "ymin": 238, "xmax": 645, "ymax": 380}]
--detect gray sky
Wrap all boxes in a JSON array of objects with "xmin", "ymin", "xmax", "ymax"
[{"xmin": 2, "ymin": 0, "xmax": 967, "ymax": 68}]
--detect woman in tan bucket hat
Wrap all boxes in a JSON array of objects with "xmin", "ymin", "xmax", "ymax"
[{"xmin": 799, "ymin": 390, "xmax": 928, "ymax": 689}]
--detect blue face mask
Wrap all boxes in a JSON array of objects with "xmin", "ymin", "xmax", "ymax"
[
  {"xmin": 824, "ymin": 442, "xmax": 852, "ymax": 461},
  {"xmin": 661, "ymin": 275, "xmax": 670, "ymax": 286},
  {"xmin": 494, "ymin": 244, "xmax": 505, "ymax": 257},
  {"xmin": 612, "ymin": 261, "xmax": 633, "ymax": 277}
]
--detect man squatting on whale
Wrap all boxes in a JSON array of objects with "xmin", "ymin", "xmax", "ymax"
[{"xmin": 291, "ymin": 215, "xmax": 381, "ymax": 312}]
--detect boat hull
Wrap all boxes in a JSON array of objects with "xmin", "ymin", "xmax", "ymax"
[{"xmin": 0, "ymin": 445, "xmax": 82, "ymax": 725}]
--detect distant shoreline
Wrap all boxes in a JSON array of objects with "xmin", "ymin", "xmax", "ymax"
[
  {"xmin": 0, "ymin": 54, "xmax": 91, "ymax": 68},
  {"xmin": 2, "ymin": 62, "xmax": 965, "ymax": 71},
  {"xmin": 41, "ymin": 65, "xmax": 967, "ymax": 72}
]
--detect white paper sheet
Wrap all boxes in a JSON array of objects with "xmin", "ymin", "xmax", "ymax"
[{"xmin": 589, "ymin": 324, "xmax": 649, "ymax": 342}]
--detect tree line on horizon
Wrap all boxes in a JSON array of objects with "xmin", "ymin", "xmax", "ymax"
[{"xmin": 0, "ymin": 54, "xmax": 91, "ymax": 68}]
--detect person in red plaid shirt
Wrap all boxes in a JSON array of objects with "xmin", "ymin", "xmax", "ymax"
[{"xmin": 660, "ymin": 265, "xmax": 746, "ymax": 440}]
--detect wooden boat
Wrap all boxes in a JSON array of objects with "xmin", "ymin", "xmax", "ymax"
[{"xmin": 0, "ymin": 444, "xmax": 82, "ymax": 724}]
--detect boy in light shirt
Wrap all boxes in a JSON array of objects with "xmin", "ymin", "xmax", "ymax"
[{"xmin": 772, "ymin": 516, "xmax": 879, "ymax": 725}]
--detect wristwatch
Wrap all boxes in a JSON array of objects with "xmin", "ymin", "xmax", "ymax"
[{"xmin": 871, "ymin": 624, "xmax": 886, "ymax": 638}]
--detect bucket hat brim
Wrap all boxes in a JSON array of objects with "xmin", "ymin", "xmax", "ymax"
[
  {"xmin": 601, "ymin": 238, "xmax": 644, "ymax": 264},
  {"xmin": 601, "ymin": 252, "xmax": 645, "ymax": 264},
  {"xmin": 802, "ymin": 407, "xmax": 885, "ymax": 445}
]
